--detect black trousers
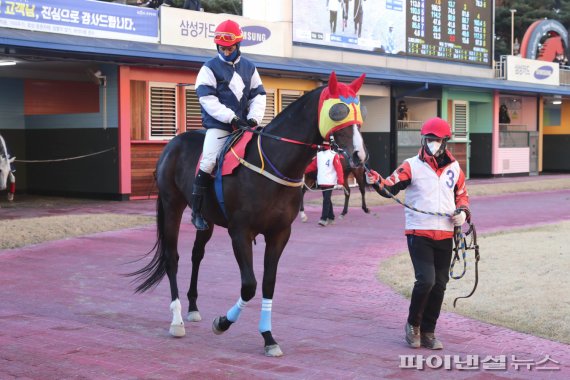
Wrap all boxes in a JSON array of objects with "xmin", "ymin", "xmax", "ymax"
[
  {"xmin": 320, "ymin": 188, "xmax": 334, "ymax": 221},
  {"xmin": 329, "ymin": 11, "xmax": 338, "ymax": 33},
  {"xmin": 406, "ymin": 235, "xmax": 452, "ymax": 333}
]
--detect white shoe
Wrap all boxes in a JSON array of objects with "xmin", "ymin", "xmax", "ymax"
[
  {"xmin": 300, "ymin": 212, "xmax": 308, "ymax": 223},
  {"xmin": 318, "ymin": 219, "xmax": 328, "ymax": 227},
  {"xmin": 327, "ymin": 218, "xmax": 335, "ymax": 225}
]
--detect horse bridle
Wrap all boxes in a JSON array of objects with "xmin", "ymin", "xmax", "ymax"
[{"xmin": 230, "ymin": 124, "xmax": 356, "ymax": 187}]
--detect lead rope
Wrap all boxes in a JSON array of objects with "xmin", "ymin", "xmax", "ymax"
[{"xmin": 452, "ymin": 222, "xmax": 480, "ymax": 307}]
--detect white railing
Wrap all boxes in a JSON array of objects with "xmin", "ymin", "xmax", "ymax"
[
  {"xmin": 396, "ymin": 120, "xmax": 423, "ymax": 130},
  {"xmin": 499, "ymin": 123, "xmax": 528, "ymax": 132}
]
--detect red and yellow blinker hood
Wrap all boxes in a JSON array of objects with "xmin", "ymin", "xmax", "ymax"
[{"xmin": 318, "ymin": 71, "xmax": 366, "ymax": 140}]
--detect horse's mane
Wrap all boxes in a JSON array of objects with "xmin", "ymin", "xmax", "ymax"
[
  {"xmin": 0, "ymin": 135, "xmax": 7, "ymax": 157},
  {"xmin": 264, "ymin": 86, "xmax": 324, "ymax": 131}
]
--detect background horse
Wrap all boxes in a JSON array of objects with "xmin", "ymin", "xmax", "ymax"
[
  {"xmin": 129, "ymin": 73, "xmax": 367, "ymax": 357},
  {"xmin": 299, "ymin": 157, "xmax": 369, "ymax": 222},
  {"xmin": 0, "ymin": 134, "xmax": 16, "ymax": 201}
]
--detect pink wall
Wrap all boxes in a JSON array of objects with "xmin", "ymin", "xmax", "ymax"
[{"xmin": 493, "ymin": 92, "xmax": 535, "ymax": 175}]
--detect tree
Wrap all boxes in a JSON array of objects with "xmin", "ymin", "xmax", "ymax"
[
  {"xmin": 495, "ymin": 0, "xmax": 570, "ymax": 59},
  {"xmin": 202, "ymin": 0, "xmax": 241, "ymax": 14},
  {"xmin": 154, "ymin": 0, "xmax": 241, "ymax": 14}
]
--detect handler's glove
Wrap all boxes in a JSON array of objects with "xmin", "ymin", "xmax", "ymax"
[
  {"xmin": 334, "ymin": 183, "xmax": 344, "ymax": 190},
  {"xmin": 231, "ymin": 116, "xmax": 250, "ymax": 131},
  {"xmin": 451, "ymin": 210, "xmax": 467, "ymax": 226},
  {"xmin": 366, "ymin": 169, "xmax": 380, "ymax": 185}
]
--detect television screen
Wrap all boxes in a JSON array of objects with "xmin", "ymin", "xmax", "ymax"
[{"xmin": 292, "ymin": 0, "xmax": 492, "ymax": 65}]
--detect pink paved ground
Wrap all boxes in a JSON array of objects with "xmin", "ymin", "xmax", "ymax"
[{"xmin": 1, "ymin": 179, "xmax": 570, "ymax": 379}]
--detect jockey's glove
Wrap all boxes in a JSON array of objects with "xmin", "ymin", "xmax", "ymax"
[{"xmin": 231, "ymin": 116, "xmax": 250, "ymax": 130}]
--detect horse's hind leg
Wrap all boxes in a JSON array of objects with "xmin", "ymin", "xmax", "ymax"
[
  {"xmin": 258, "ymin": 227, "xmax": 291, "ymax": 357},
  {"xmin": 212, "ymin": 232, "xmax": 256, "ymax": 335},
  {"xmin": 186, "ymin": 225, "xmax": 214, "ymax": 322},
  {"xmin": 161, "ymin": 195, "xmax": 187, "ymax": 337}
]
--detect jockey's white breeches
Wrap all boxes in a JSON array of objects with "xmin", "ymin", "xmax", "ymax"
[{"xmin": 199, "ymin": 128, "xmax": 231, "ymax": 174}]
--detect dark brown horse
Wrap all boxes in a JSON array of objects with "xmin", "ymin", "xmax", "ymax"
[{"xmin": 129, "ymin": 72, "xmax": 367, "ymax": 357}]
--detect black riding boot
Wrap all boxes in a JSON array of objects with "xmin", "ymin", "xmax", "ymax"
[{"xmin": 191, "ymin": 170, "xmax": 210, "ymax": 230}]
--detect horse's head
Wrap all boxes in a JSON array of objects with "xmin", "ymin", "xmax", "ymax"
[
  {"xmin": 0, "ymin": 135, "xmax": 15, "ymax": 191},
  {"xmin": 318, "ymin": 72, "xmax": 368, "ymax": 168}
]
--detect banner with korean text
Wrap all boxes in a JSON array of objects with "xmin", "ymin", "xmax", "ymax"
[
  {"xmin": 160, "ymin": 7, "xmax": 287, "ymax": 57},
  {"xmin": 0, "ymin": 0, "xmax": 158, "ymax": 43}
]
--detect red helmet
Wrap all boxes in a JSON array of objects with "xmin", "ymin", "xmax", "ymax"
[
  {"xmin": 214, "ymin": 20, "xmax": 243, "ymax": 47},
  {"xmin": 420, "ymin": 117, "xmax": 451, "ymax": 139}
]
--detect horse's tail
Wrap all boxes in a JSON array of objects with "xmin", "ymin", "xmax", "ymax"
[{"xmin": 127, "ymin": 195, "xmax": 167, "ymax": 293}]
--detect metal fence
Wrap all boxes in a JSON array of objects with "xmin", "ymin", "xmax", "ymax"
[{"xmin": 499, "ymin": 131, "xmax": 529, "ymax": 148}]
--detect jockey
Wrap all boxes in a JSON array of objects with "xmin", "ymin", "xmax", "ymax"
[
  {"xmin": 192, "ymin": 19, "xmax": 266, "ymax": 230},
  {"xmin": 368, "ymin": 117, "xmax": 470, "ymax": 350}
]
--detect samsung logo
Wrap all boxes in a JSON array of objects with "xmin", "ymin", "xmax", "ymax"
[
  {"xmin": 241, "ymin": 26, "xmax": 271, "ymax": 46},
  {"xmin": 534, "ymin": 66, "xmax": 554, "ymax": 80}
]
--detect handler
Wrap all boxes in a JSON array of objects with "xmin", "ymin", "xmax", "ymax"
[{"xmin": 368, "ymin": 117, "xmax": 470, "ymax": 349}]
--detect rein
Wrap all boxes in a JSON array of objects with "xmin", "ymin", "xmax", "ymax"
[
  {"xmin": 236, "ymin": 125, "xmax": 325, "ymax": 150},
  {"xmin": 230, "ymin": 125, "xmax": 339, "ymax": 187},
  {"xmin": 364, "ymin": 165, "xmax": 480, "ymax": 307}
]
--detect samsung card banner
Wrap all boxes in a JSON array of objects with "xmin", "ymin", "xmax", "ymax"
[
  {"xmin": 0, "ymin": 0, "xmax": 158, "ymax": 42},
  {"xmin": 506, "ymin": 56, "xmax": 560, "ymax": 86},
  {"xmin": 160, "ymin": 8, "xmax": 287, "ymax": 57}
]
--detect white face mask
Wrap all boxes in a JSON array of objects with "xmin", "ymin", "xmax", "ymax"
[{"xmin": 427, "ymin": 141, "xmax": 442, "ymax": 156}]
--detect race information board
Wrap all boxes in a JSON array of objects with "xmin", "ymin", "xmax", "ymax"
[
  {"xmin": 406, "ymin": 0, "xmax": 490, "ymax": 64},
  {"xmin": 292, "ymin": 0, "xmax": 492, "ymax": 65}
]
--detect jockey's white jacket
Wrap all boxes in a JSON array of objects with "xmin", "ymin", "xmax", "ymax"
[{"xmin": 316, "ymin": 149, "xmax": 342, "ymax": 186}]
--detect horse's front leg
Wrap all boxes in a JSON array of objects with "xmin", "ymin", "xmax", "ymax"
[
  {"xmin": 356, "ymin": 170, "xmax": 370, "ymax": 214},
  {"xmin": 212, "ymin": 231, "xmax": 256, "ymax": 335},
  {"xmin": 299, "ymin": 187, "xmax": 308, "ymax": 222},
  {"xmin": 258, "ymin": 227, "xmax": 291, "ymax": 357},
  {"xmin": 186, "ymin": 225, "xmax": 214, "ymax": 322},
  {"xmin": 340, "ymin": 173, "xmax": 351, "ymax": 218}
]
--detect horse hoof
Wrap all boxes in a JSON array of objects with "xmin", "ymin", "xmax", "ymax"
[
  {"xmin": 187, "ymin": 311, "xmax": 202, "ymax": 322},
  {"xmin": 169, "ymin": 323, "xmax": 186, "ymax": 337},
  {"xmin": 264, "ymin": 344, "xmax": 283, "ymax": 357},
  {"xmin": 339, "ymin": 214, "xmax": 345, "ymax": 220},
  {"xmin": 212, "ymin": 316, "xmax": 224, "ymax": 335},
  {"xmin": 364, "ymin": 208, "xmax": 370, "ymax": 214}
]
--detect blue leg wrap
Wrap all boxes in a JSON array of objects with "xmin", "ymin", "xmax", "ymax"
[
  {"xmin": 226, "ymin": 297, "xmax": 247, "ymax": 322},
  {"xmin": 259, "ymin": 298, "xmax": 272, "ymax": 333}
]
